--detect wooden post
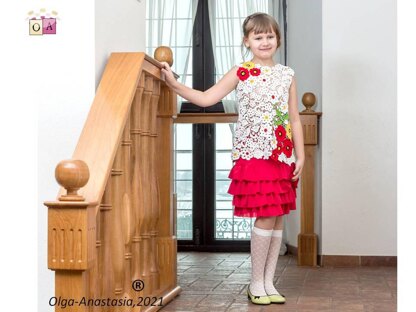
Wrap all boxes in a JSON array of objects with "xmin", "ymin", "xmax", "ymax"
[
  {"xmin": 45, "ymin": 160, "xmax": 97, "ymax": 312},
  {"xmin": 298, "ymin": 93, "xmax": 322, "ymax": 267},
  {"xmin": 154, "ymin": 48, "xmax": 181, "ymax": 300}
]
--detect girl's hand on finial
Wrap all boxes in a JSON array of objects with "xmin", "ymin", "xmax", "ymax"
[
  {"xmin": 160, "ymin": 61, "xmax": 178, "ymax": 89},
  {"xmin": 292, "ymin": 158, "xmax": 304, "ymax": 181}
]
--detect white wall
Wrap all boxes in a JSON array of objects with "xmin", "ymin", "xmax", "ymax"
[
  {"xmin": 37, "ymin": 1, "xmax": 146, "ymax": 311},
  {"xmin": 286, "ymin": 0, "xmax": 396, "ymax": 257},
  {"xmin": 37, "ymin": 2, "xmax": 95, "ymax": 311},
  {"xmin": 321, "ymin": 0, "xmax": 397, "ymax": 255},
  {"xmin": 95, "ymin": 0, "xmax": 146, "ymax": 87},
  {"xmin": 285, "ymin": 0, "xmax": 323, "ymax": 251}
]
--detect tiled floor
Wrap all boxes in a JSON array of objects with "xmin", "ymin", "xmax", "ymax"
[{"xmin": 161, "ymin": 252, "xmax": 396, "ymax": 312}]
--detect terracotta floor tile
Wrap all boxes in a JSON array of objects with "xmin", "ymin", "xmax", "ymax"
[
  {"xmin": 301, "ymin": 289, "xmax": 334, "ymax": 297},
  {"xmin": 233, "ymin": 267, "xmax": 252, "ymax": 274},
  {"xmin": 225, "ymin": 303, "xmax": 263, "ymax": 312},
  {"xmin": 226, "ymin": 272, "xmax": 251, "ymax": 280},
  {"xmin": 362, "ymin": 300, "xmax": 397, "ymax": 312},
  {"xmin": 220, "ymin": 260, "xmax": 246, "ymax": 267},
  {"xmin": 191, "ymin": 279, "xmax": 222, "ymax": 287},
  {"xmin": 160, "ymin": 294, "xmax": 207, "ymax": 311},
  {"xmin": 360, "ymin": 290, "xmax": 393, "ymax": 299},
  {"xmin": 208, "ymin": 269, "xmax": 235, "ymax": 277},
  {"xmin": 262, "ymin": 303, "xmax": 298, "ymax": 311},
  {"xmin": 177, "ymin": 276, "xmax": 199, "ymax": 285},
  {"xmin": 184, "ymin": 266, "xmax": 215, "ymax": 274},
  {"xmin": 197, "ymin": 294, "xmax": 234, "ymax": 308},
  {"xmin": 195, "ymin": 259, "xmax": 227, "ymax": 266},
  {"xmin": 164, "ymin": 252, "xmax": 396, "ymax": 311},
  {"xmin": 302, "ymin": 281, "xmax": 332, "ymax": 289},
  {"xmin": 297, "ymin": 295, "xmax": 332, "ymax": 304},
  {"xmin": 204, "ymin": 253, "xmax": 232, "ymax": 259},
  {"xmin": 214, "ymin": 282, "xmax": 246, "ymax": 294},
  {"xmin": 332, "ymin": 298, "xmax": 366, "ymax": 310},
  {"xmin": 178, "ymin": 273, "xmax": 205, "ymax": 279},
  {"xmin": 227, "ymin": 253, "xmax": 251, "ymax": 259}
]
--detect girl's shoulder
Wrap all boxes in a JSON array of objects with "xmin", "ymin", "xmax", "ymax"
[{"xmin": 277, "ymin": 64, "xmax": 295, "ymax": 77}]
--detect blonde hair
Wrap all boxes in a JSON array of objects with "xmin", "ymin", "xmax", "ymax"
[{"xmin": 241, "ymin": 13, "xmax": 281, "ymax": 59}]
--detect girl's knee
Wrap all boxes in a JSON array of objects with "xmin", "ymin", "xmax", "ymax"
[
  {"xmin": 254, "ymin": 216, "xmax": 277, "ymax": 230},
  {"xmin": 274, "ymin": 216, "xmax": 284, "ymax": 230}
]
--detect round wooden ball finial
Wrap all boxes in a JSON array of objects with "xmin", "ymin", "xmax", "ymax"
[
  {"xmin": 55, "ymin": 159, "xmax": 90, "ymax": 201},
  {"xmin": 154, "ymin": 46, "xmax": 173, "ymax": 66},
  {"xmin": 301, "ymin": 92, "xmax": 316, "ymax": 112}
]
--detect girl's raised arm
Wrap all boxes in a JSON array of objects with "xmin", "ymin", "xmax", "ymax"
[{"xmin": 161, "ymin": 62, "xmax": 239, "ymax": 107}]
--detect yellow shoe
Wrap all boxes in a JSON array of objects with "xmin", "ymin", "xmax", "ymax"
[
  {"xmin": 247, "ymin": 288, "xmax": 271, "ymax": 305},
  {"xmin": 268, "ymin": 293, "xmax": 286, "ymax": 304}
]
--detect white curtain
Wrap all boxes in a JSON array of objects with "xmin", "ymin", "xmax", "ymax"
[{"xmin": 146, "ymin": 0, "xmax": 198, "ymax": 88}]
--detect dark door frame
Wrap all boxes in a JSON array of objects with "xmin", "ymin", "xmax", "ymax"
[{"xmin": 177, "ymin": 0, "xmax": 249, "ymax": 251}]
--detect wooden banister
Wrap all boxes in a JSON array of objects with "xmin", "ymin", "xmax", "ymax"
[
  {"xmin": 298, "ymin": 92, "xmax": 322, "ymax": 266},
  {"xmin": 45, "ymin": 48, "xmax": 180, "ymax": 311}
]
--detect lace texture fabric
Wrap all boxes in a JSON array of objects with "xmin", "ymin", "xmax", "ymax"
[{"xmin": 232, "ymin": 62, "xmax": 296, "ymax": 166}]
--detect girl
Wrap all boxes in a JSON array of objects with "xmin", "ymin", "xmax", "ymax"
[{"xmin": 161, "ymin": 12, "xmax": 305, "ymax": 305}]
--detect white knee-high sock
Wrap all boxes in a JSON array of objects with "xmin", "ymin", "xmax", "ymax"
[
  {"xmin": 264, "ymin": 229, "xmax": 283, "ymax": 295},
  {"xmin": 249, "ymin": 226, "xmax": 273, "ymax": 296}
]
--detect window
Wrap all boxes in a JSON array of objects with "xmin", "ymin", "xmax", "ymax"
[
  {"xmin": 215, "ymin": 123, "xmax": 254, "ymax": 239},
  {"xmin": 174, "ymin": 124, "xmax": 193, "ymax": 240},
  {"xmin": 146, "ymin": 0, "xmax": 196, "ymax": 104}
]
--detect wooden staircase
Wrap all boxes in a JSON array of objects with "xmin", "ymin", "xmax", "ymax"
[{"xmin": 44, "ymin": 49, "xmax": 180, "ymax": 311}]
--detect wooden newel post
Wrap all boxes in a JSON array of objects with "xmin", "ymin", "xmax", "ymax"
[
  {"xmin": 298, "ymin": 93, "xmax": 322, "ymax": 267},
  {"xmin": 153, "ymin": 46, "xmax": 182, "ymax": 299},
  {"xmin": 154, "ymin": 46, "xmax": 173, "ymax": 66},
  {"xmin": 44, "ymin": 159, "xmax": 97, "ymax": 312}
]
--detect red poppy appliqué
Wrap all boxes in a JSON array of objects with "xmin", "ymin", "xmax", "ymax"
[
  {"xmin": 282, "ymin": 139, "xmax": 293, "ymax": 157},
  {"xmin": 250, "ymin": 68, "xmax": 261, "ymax": 76},
  {"xmin": 237, "ymin": 67, "xmax": 250, "ymax": 81},
  {"xmin": 271, "ymin": 125, "xmax": 293, "ymax": 162},
  {"xmin": 275, "ymin": 125, "xmax": 286, "ymax": 142}
]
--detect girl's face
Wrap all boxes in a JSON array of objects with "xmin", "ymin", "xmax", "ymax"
[{"xmin": 244, "ymin": 31, "xmax": 278, "ymax": 62}]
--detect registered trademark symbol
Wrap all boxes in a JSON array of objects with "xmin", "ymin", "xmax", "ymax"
[{"xmin": 132, "ymin": 279, "xmax": 145, "ymax": 291}]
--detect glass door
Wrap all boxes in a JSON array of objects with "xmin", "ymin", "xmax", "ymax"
[
  {"xmin": 215, "ymin": 123, "xmax": 254, "ymax": 241},
  {"xmin": 174, "ymin": 121, "xmax": 252, "ymax": 251},
  {"xmin": 174, "ymin": 124, "xmax": 193, "ymax": 240}
]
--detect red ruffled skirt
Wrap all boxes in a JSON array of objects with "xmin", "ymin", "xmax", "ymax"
[{"xmin": 228, "ymin": 158, "xmax": 298, "ymax": 218}]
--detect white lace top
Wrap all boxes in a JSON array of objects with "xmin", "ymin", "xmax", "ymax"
[{"xmin": 231, "ymin": 62, "xmax": 296, "ymax": 166}]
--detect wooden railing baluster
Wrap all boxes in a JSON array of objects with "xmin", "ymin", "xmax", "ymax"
[
  {"xmin": 139, "ymin": 74, "xmax": 152, "ymax": 296},
  {"xmin": 121, "ymin": 117, "xmax": 134, "ymax": 304},
  {"xmin": 149, "ymin": 79, "xmax": 161, "ymax": 292},
  {"xmin": 131, "ymin": 77, "xmax": 145, "ymax": 306},
  {"xmin": 110, "ymin": 148, "xmax": 125, "ymax": 297},
  {"xmin": 100, "ymin": 185, "xmax": 113, "ymax": 300}
]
